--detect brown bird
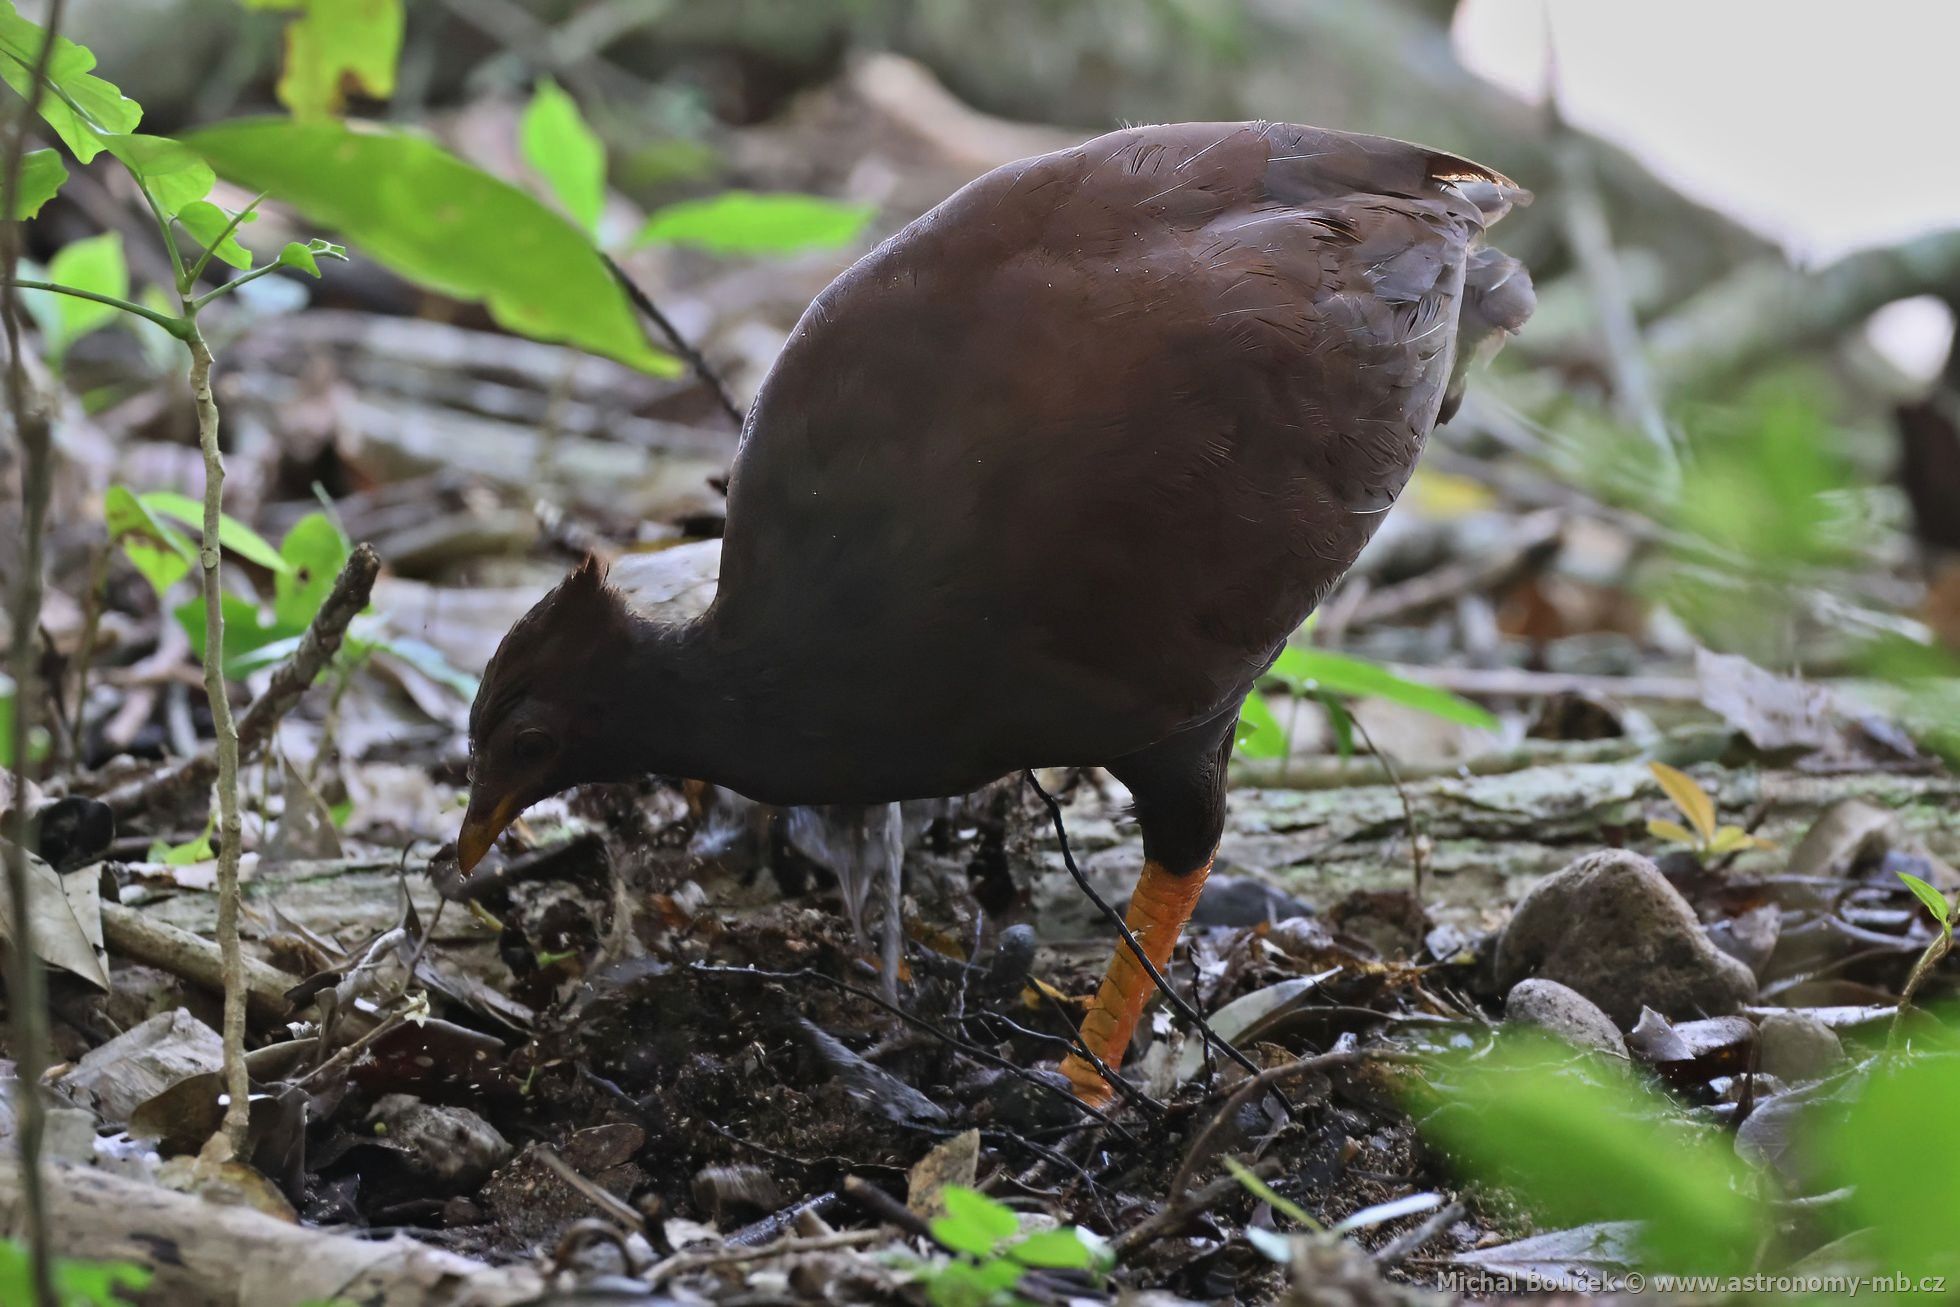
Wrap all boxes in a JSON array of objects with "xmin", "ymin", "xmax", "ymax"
[{"xmin": 459, "ymin": 121, "xmax": 1532, "ymax": 1105}]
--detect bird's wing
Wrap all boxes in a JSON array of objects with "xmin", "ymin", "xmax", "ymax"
[{"xmin": 713, "ymin": 122, "xmax": 1532, "ymax": 772}]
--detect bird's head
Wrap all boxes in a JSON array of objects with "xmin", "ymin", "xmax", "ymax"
[{"xmin": 457, "ymin": 554, "xmax": 639, "ymax": 873}]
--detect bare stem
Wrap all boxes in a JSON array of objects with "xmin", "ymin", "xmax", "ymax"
[
  {"xmin": 2, "ymin": 3, "xmax": 69, "ymax": 1300},
  {"xmin": 186, "ymin": 323, "xmax": 250, "ymax": 1154}
]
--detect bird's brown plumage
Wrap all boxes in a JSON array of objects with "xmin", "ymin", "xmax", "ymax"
[{"xmin": 461, "ymin": 120, "xmax": 1533, "ymax": 1097}]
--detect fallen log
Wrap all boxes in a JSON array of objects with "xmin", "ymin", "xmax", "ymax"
[{"xmin": 0, "ymin": 1160, "xmax": 545, "ymax": 1306}]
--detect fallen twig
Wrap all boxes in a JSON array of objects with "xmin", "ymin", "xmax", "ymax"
[
  {"xmin": 646, "ymin": 1229, "xmax": 884, "ymax": 1288},
  {"xmin": 535, "ymin": 1144, "xmax": 647, "ymax": 1234},
  {"xmin": 99, "ymin": 544, "xmax": 380, "ymax": 818},
  {"xmin": 1373, "ymin": 1198, "xmax": 1463, "ymax": 1267},
  {"xmin": 1109, "ymin": 1156, "xmax": 1281, "ymax": 1258},
  {"xmin": 97, "ymin": 902, "xmax": 296, "ymax": 1025},
  {"xmin": 0, "ymin": 1160, "xmax": 543, "ymax": 1304},
  {"xmin": 1166, "ymin": 1049, "xmax": 1420, "ymax": 1201}
]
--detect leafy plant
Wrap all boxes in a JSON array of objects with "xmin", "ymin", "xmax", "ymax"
[
  {"xmin": 1417, "ymin": 1032, "xmax": 1758, "ymax": 1274},
  {"xmin": 185, "ymin": 117, "xmax": 672, "ymax": 374},
  {"xmin": 1899, "ymin": 872, "xmax": 1955, "ymax": 942},
  {"xmin": 517, "ymin": 77, "xmax": 878, "ymax": 262},
  {"xmin": 1236, "ymin": 643, "xmax": 1497, "ymax": 761},
  {"xmin": 1645, "ymin": 760, "xmax": 1771, "ymax": 859},
  {"xmin": 1420, "ymin": 1021, "xmax": 1960, "ymax": 1287},
  {"xmin": 908, "ymin": 1186, "xmax": 1112, "ymax": 1307},
  {"xmin": 0, "ymin": 0, "xmax": 358, "ymax": 1168},
  {"xmin": 0, "ymin": 1240, "xmax": 150, "ymax": 1306}
]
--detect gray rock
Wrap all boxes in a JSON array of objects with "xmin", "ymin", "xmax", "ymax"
[
  {"xmin": 1495, "ymin": 850, "xmax": 1757, "ymax": 1027},
  {"xmin": 366, "ymin": 1094, "xmax": 511, "ymax": 1191},
  {"xmin": 1757, "ymin": 1010, "xmax": 1846, "ymax": 1083},
  {"xmin": 1504, "ymin": 978, "xmax": 1628, "ymax": 1057}
]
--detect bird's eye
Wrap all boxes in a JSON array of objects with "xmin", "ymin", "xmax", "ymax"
[{"xmin": 513, "ymin": 728, "xmax": 554, "ymax": 764}]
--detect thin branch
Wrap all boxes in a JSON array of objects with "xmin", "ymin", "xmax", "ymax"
[
  {"xmin": 1345, "ymin": 712, "xmax": 1426, "ymax": 900},
  {"xmin": 98, "ymin": 544, "xmax": 380, "ymax": 817},
  {"xmin": 1022, "ymin": 770, "xmax": 1279, "ymax": 1106},
  {"xmin": 182, "ymin": 321, "xmax": 250, "ymax": 1155},
  {"xmin": 2, "ymin": 5, "xmax": 70, "ymax": 1300},
  {"xmin": 602, "ymin": 252, "xmax": 745, "ymax": 428},
  {"xmin": 1166, "ymin": 1049, "xmax": 1419, "ymax": 1200},
  {"xmin": 189, "ymin": 260, "xmax": 282, "ymax": 312},
  {"xmin": 140, "ymin": 188, "xmax": 189, "ymax": 296},
  {"xmin": 0, "ymin": 278, "xmax": 190, "ymax": 337},
  {"xmin": 1109, "ymin": 1157, "xmax": 1281, "ymax": 1258}
]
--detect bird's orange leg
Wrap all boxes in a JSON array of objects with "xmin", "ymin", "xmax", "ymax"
[{"xmin": 1061, "ymin": 855, "xmax": 1212, "ymax": 1105}]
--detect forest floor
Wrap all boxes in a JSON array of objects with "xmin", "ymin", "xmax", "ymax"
[{"xmin": 6, "ymin": 54, "xmax": 1960, "ymax": 1307}]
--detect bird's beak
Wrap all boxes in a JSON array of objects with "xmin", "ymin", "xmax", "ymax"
[{"xmin": 457, "ymin": 791, "xmax": 521, "ymax": 874}]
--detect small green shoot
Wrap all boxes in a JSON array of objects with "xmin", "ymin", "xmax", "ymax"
[
  {"xmin": 1236, "ymin": 644, "xmax": 1495, "ymax": 761},
  {"xmin": 1646, "ymin": 760, "xmax": 1771, "ymax": 859},
  {"xmin": 909, "ymin": 1185, "xmax": 1112, "ymax": 1307},
  {"xmin": 1899, "ymin": 872, "xmax": 1955, "ymax": 941}
]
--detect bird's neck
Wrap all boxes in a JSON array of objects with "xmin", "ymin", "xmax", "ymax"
[{"xmin": 612, "ymin": 613, "xmax": 759, "ymax": 791}]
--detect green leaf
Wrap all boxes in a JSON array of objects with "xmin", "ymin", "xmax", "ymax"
[
  {"xmin": 1646, "ymin": 817, "xmax": 1698, "ymax": 847},
  {"xmin": 1417, "ymin": 1031, "xmax": 1757, "ymax": 1273},
  {"xmin": 177, "ymin": 199, "xmax": 254, "ymax": 270},
  {"xmin": 930, "ymin": 1187, "xmax": 1019, "ymax": 1256},
  {"xmin": 1008, "ymin": 1227, "xmax": 1101, "ymax": 1271},
  {"xmin": 1824, "ymin": 1030, "xmax": 1960, "ymax": 1279},
  {"xmin": 368, "ymin": 632, "xmax": 479, "ymax": 699},
  {"xmin": 186, "ymin": 117, "xmax": 676, "ymax": 375},
  {"xmin": 266, "ymin": 0, "xmax": 403, "ymax": 118},
  {"xmin": 148, "ymin": 813, "xmax": 215, "ymax": 865},
  {"xmin": 1223, "ymin": 1156, "xmax": 1318, "ymax": 1228},
  {"xmin": 104, "ymin": 484, "xmax": 194, "ymax": 596},
  {"xmin": 4, "ymin": 147, "xmax": 66, "ymax": 219},
  {"xmin": 273, "ymin": 237, "xmax": 347, "ymax": 278},
  {"xmin": 101, "ymin": 133, "xmax": 215, "ymax": 217},
  {"xmin": 1898, "ymin": 871, "xmax": 1953, "ymax": 930},
  {"xmin": 1318, "ymin": 689, "xmax": 1354, "ymax": 758},
  {"xmin": 34, "ymin": 231, "xmax": 127, "ymax": 359},
  {"xmin": 0, "ymin": 1238, "xmax": 153, "ymax": 1305},
  {"xmin": 0, "ymin": 2, "xmax": 142, "ymax": 163},
  {"xmin": 175, "ymin": 592, "xmax": 290, "ymax": 675},
  {"xmin": 1648, "ymin": 760, "xmax": 1718, "ymax": 844},
  {"xmin": 274, "ymin": 511, "xmax": 349, "ymax": 630},
  {"xmin": 138, "ymin": 491, "xmax": 291, "ymax": 573},
  {"xmin": 1266, "ymin": 647, "xmax": 1498, "ymax": 730},
  {"xmin": 1233, "ymin": 690, "xmax": 1286, "ymax": 759},
  {"xmin": 520, "ymin": 78, "xmax": 605, "ymax": 235},
  {"xmin": 636, "ymin": 190, "xmax": 875, "ymax": 256}
]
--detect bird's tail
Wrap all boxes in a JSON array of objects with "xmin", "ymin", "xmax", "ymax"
[{"xmin": 1440, "ymin": 243, "xmax": 1535, "ymax": 424}]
